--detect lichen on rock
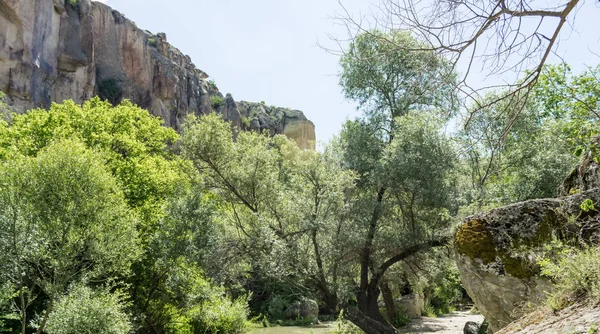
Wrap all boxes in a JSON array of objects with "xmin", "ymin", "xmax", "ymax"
[{"xmin": 455, "ymin": 189, "xmax": 600, "ymax": 332}]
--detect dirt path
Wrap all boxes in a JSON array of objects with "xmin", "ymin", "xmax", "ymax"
[{"xmin": 398, "ymin": 311, "xmax": 485, "ymax": 333}]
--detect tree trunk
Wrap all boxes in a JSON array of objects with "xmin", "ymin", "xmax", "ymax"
[
  {"xmin": 20, "ymin": 289, "xmax": 26, "ymax": 334},
  {"xmin": 35, "ymin": 298, "xmax": 53, "ymax": 334},
  {"xmin": 311, "ymin": 229, "xmax": 337, "ymax": 314},
  {"xmin": 349, "ymin": 280, "xmax": 396, "ymax": 334},
  {"xmin": 380, "ymin": 280, "xmax": 397, "ymax": 323},
  {"xmin": 345, "ymin": 306, "xmax": 397, "ymax": 334}
]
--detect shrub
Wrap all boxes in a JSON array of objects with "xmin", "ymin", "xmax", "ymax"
[
  {"xmin": 210, "ymin": 95, "xmax": 224, "ymax": 110},
  {"xmin": 540, "ymin": 246, "xmax": 600, "ymax": 310},
  {"xmin": 208, "ymin": 79, "xmax": 218, "ymax": 89},
  {"xmin": 190, "ymin": 295, "xmax": 249, "ymax": 333},
  {"xmin": 46, "ymin": 285, "xmax": 131, "ymax": 334},
  {"xmin": 241, "ymin": 116, "xmax": 251, "ymax": 129},
  {"xmin": 148, "ymin": 37, "xmax": 157, "ymax": 47}
]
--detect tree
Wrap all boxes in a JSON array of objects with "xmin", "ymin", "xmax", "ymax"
[
  {"xmin": 0, "ymin": 98, "xmax": 197, "ymax": 333},
  {"xmin": 458, "ymin": 64, "xmax": 600, "ymax": 208},
  {"xmin": 337, "ymin": 30, "xmax": 457, "ymax": 333},
  {"xmin": 0, "ymin": 97, "xmax": 188, "ymax": 235},
  {"xmin": 0, "ymin": 140, "xmax": 140, "ymax": 334},
  {"xmin": 337, "ymin": 0, "xmax": 583, "ymax": 121},
  {"xmin": 338, "ymin": 114, "xmax": 455, "ymax": 333},
  {"xmin": 339, "ymin": 30, "xmax": 456, "ymax": 131},
  {"xmin": 180, "ymin": 113, "xmax": 356, "ymax": 316}
]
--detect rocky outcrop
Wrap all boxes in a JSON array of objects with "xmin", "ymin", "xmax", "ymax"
[
  {"xmin": 559, "ymin": 137, "xmax": 600, "ymax": 196},
  {"xmin": 0, "ymin": 0, "xmax": 315, "ymax": 148},
  {"xmin": 455, "ymin": 189, "xmax": 600, "ymax": 332},
  {"xmin": 234, "ymin": 101, "xmax": 315, "ymax": 150}
]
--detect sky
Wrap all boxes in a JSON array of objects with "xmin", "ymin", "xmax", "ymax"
[{"xmin": 97, "ymin": 0, "xmax": 600, "ymax": 145}]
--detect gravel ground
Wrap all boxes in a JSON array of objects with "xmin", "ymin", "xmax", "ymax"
[{"xmin": 398, "ymin": 311, "xmax": 485, "ymax": 333}]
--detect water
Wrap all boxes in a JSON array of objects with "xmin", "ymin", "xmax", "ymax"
[{"xmin": 248, "ymin": 322, "xmax": 336, "ymax": 334}]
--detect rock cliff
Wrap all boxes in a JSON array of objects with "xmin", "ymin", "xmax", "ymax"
[
  {"xmin": 0, "ymin": 0, "xmax": 315, "ymax": 149},
  {"xmin": 455, "ymin": 189, "xmax": 600, "ymax": 332}
]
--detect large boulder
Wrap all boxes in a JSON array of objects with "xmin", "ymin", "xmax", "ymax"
[
  {"xmin": 395, "ymin": 293, "xmax": 424, "ymax": 318},
  {"xmin": 454, "ymin": 189, "xmax": 600, "ymax": 332},
  {"xmin": 284, "ymin": 299, "xmax": 319, "ymax": 323}
]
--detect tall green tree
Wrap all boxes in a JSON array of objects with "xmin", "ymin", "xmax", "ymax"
[
  {"xmin": 338, "ymin": 30, "xmax": 457, "ymax": 333},
  {"xmin": 0, "ymin": 140, "xmax": 140, "ymax": 334},
  {"xmin": 339, "ymin": 30, "xmax": 456, "ymax": 132}
]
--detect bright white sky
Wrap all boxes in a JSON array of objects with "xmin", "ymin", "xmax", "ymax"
[{"xmin": 98, "ymin": 0, "xmax": 599, "ymax": 145}]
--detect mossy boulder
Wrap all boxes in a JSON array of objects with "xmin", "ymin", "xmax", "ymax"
[{"xmin": 455, "ymin": 188, "xmax": 600, "ymax": 332}]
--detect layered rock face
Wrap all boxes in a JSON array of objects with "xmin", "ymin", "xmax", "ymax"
[
  {"xmin": 455, "ymin": 189, "xmax": 600, "ymax": 332},
  {"xmin": 0, "ymin": 0, "xmax": 315, "ymax": 149}
]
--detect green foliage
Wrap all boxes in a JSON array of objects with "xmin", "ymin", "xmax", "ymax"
[
  {"xmin": 0, "ymin": 140, "xmax": 140, "ymax": 332},
  {"xmin": 148, "ymin": 37, "xmax": 157, "ymax": 47},
  {"xmin": 339, "ymin": 30, "xmax": 456, "ymax": 125},
  {"xmin": 156, "ymin": 260, "xmax": 249, "ymax": 334},
  {"xmin": 97, "ymin": 78, "xmax": 123, "ymax": 105},
  {"xmin": 540, "ymin": 246, "xmax": 600, "ymax": 310},
  {"xmin": 422, "ymin": 301, "xmax": 437, "ymax": 318},
  {"xmin": 478, "ymin": 319, "xmax": 489, "ymax": 334},
  {"xmin": 581, "ymin": 199, "xmax": 596, "ymax": 212},
  {"xmin": 534, "ymin": 64, "xmax": 600, "ymax": 156},
  {"xmin": 46, "ymin": 285, "xmax": 131, "ymax": 334},
  {"xmin": 210, "ymin": 95, "xmax": 224, "ymax": 110},
  {"xmin": 190, "ymin": 294, "xmax": 249, "ymax": 334},
  {"xmin": 0, "ymin": 98, "xmax": 188, "ymax": 235},
  {"xmin": 208, "ymin": 79, "xmax": 218, "ymax": 89},
  {"xmin": 241, "ymin": 116, "xmax": 251, "ymax": 128},
  {"xmin": 426, "ymin": 263, "xmax": 463, "ymax": 315},
  {"xmin": 459, "ymin": 63, "xmax": 600, "ymax": 206}
]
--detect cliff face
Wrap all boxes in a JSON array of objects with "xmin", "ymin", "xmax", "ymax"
[{"xmin": 0, "ymin": 0, "xmax": 315, "ymax": 149}]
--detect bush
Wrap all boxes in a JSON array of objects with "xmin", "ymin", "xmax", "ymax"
[
  {"xmin": 46, "ymin": 285, "xmax": 131, "ymax": 334},
  {"xmin": 540, "ymin": 246, "xmax": 600, "ymax": 310},
  {"xmin": 210, "ymin": 95, "xmax": 224, "ymax": 110},
  {"xmin": 190, "ymin": 295, "xmax": 249, "ymax": 333}
]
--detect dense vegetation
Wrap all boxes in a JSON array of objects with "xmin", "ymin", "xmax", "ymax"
[{"xmin": 0, "ymin": 31, "xmax": 599, "ymax": 334}]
